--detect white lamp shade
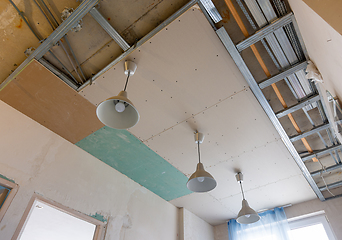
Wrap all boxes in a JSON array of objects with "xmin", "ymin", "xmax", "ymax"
[
  {"xmin": 96, "ymin": 91, "xmax": 139, "ymax": 129},
  {"xmin": 187, "ymin": 163, "xmax": 217, "ymax": 192},
  {"xmin": 236, "ymin": 199, "xmax": 260, "ymax": 224}
]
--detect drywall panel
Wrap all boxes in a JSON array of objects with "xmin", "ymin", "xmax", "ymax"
[
  {"xmin": 144, "ymin": 88, "xmax": 289, "ymax": 176},
  {"xmin": 80, "ymin": 7, "xmax": 248, "ymax": 142},
  {"xmin": 171, "ymin": 174, "xmax": 315, "ymax": 225},
  {"xmin": 285, "ymin": 197, "xmax": 342, "ymax": 238},
  {"xmin": 79, "ymin": 5, "xmax": 317, "ymax": 225},
  {"xmin": 180, "ymin": 208, "xmax": 214, "ymax": 240},
  {"xmin": 0, "ymin": 100, "xmax": 179, "ymax": 240},
  {"xmin": 0, "ymin": 60, "xmax": 103, "ymax": 143},
  {"xmin": 76, "ymin": 126, "xmax": 192, "ymax": 201}
]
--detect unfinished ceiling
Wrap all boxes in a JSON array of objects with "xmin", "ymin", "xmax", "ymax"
[{"xmin": 1, "ymin": 0, "xmax": 342, "ymax": 225}]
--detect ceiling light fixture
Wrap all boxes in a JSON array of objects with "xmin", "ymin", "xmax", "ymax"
[
  {"xmin": 235, "ymin": 172, "xmax": 260, "ymax": 224},
  {"xmin": 187, "ymin": 132, "xmax": 217, "ymax": 192},
  {"xmin": 96, "ymin": 60, "xmax": 139, "ymax": 129}
]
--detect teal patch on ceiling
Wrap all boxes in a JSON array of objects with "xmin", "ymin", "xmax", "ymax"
[{"xmin": 76, "ymin": 127, "xmax": 192, "ymax": 201}]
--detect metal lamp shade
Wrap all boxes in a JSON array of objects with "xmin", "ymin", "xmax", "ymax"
[
  {"xmin": 187, "ymin": 163, "xmax": 217, "ymax": 192},
  {"xmin": 236, "ymin": 199, "xmax": 260, "ymax": 224},
  {"xmin": 96, "ymin": 91, "xmax": 139, "ymax": 129}
]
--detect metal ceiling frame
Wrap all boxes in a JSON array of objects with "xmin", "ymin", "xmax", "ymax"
[
  {"xmin": 216, "ymin": 26, "xmax": 325, "ymax": 201},
  {"xmin": 216, "ymin": 0, "xmax": 342, "ymax": 201},
  {"xmin": 0, "ymin": 0, "xmax": 218, "ymax": 92}
]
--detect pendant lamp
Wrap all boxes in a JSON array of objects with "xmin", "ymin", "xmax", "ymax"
[
  {"xmin": 96, "ymin": 61, "xmax": 139, "ymax": 129},
  {"xmin": 235, "ymin": 172, "xmax": 260, "ymax": 224},
  {"xmin": 187, "ymin": 132, "xmax": 217, "ymax": 192}
]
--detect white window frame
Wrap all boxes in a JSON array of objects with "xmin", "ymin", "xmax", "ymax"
[
  {"xmin": 0, "ymin": 177, "xmax": 19, "ymax": 222},
  {"xmin": 12, "ymin": 193, "xmax": 106, "ymax": 240},
  {"xmin": 288, "ymin": 212, "xmax": 337, "ymax": 240}
]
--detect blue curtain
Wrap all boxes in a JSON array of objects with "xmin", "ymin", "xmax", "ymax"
[{"xmin": 228, "ymin": 207, "xmax": 290, "ymax": 240}]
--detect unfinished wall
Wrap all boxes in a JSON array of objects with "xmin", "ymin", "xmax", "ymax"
[
  {"xmin": 214, "ymin": 223, "xmax": 228, "ymax": 240},
  {"xmin": 285, "ymin": 197, "xmax": 342, "ymax": 238},
  {"xmin": 179, "ymin": 208, "xmax": 214, "ymax": 240},
  {"xmin": 289, "ymin": 0, "xmax": 342, "ymax": 102},
  {"xmin": 0, "ymin": 100, "xmax": 179, "ymax": 240},
  {"xmin": 302, "ymin": 0, "xmax": 342, "ymax": 36}
]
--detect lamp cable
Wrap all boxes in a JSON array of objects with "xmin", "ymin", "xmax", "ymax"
[
  {"xmin": 239, "ymin": 181, "xmax": 245, "ymax": 200},
  {"xmin": 124, "ymin": 71, "xmax": 130, "ymax": 91},
  {"xmin": 197, "ymin": 141, "xmax": 201, "ymax": 163}
]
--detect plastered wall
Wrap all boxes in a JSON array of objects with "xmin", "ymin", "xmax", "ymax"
[
  {"xmin": 214, "ymin": 223, "xmax": 228, "ymax": 240},
  {"xmin": 179, "ymin": 208, "xmax": 214, "ymax": 240},
  {"xmin": 0, "ymin": 100, "xmax": 179, "ymax": 240}
]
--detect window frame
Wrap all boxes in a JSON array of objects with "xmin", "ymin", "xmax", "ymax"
[
  {"xmin": 12, "ymin": 193, "xmax": 106, "ymax": 240},
  {"xmin": 288, "ymin": 212, "xmax": 337, "ymax": 240},
  {"xmin": 0, "ymin": 177, "xmax": 19, "ymax": 222}
]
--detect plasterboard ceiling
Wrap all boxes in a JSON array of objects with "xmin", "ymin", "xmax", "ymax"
[{"xmin": 79, "ymin": 7, "xmax": 316, "ymax": 225}]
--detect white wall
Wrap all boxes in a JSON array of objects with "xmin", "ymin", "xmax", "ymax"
[
  {"xmin": 285, "ymin": 198, "xmax": 342, "ymax": 239},
  {"xmin": 0, "ymin": 100, "xmax": 179, "ymax": 240},
  {"xmin": 179, "ymin": 208, "xmax": 214, "ymax": 240}
]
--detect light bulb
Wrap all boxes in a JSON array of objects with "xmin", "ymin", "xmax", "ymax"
[
  {"xmin": 245, "ymin": 214, "xmax": 251, "ymax": 218},
  {"xmin": 115, "ymin": 102, "xmax": 126, "ymax": 113},
  {"xmin": 197, "ymin": 177, "xmax": 205, "ymax": 182}
]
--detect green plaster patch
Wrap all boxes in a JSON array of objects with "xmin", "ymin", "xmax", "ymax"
[
  {"xmin": 90, "ymin": 213, "xmax": 107, "ymax": 223},
  {"xmin": 0, "ymin": 174, "xmax": 15, "ymax": 183},
  {"xmin": 76, "ymin": 127, "xmax": 192, "ymax": 201}
]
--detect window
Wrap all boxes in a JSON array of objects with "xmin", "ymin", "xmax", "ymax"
[
  {"xmin": 288, "ymin": 212, "xmax": 336, "ymax": 240},
  {"xmin": 0, "ymin": 177, "xmax": 19, "ymax": 222},
  {"xmin": 12, "ymin": 194, "xmax": 106, "ymax": 240}
]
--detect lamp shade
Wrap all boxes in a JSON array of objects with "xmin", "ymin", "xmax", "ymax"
[
  {"xmin": 236, "ymin": 199, "xmax": 260, "ymax": 224},
  {"xmin": 96, "ymin": 91, "xmax": 139, "ymax": 129},
  {"xmin": 187, "ymin": 163, "xmax": 217, "ymax": 192}
]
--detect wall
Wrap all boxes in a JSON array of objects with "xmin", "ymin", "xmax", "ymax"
[
  {"xmin": 302, "ymin": 0, "xmax": 342, "ymax": 36},
  {"xmin": 285, "ymin": 197, "xmax": 342, "ymax": 239},
  {"xmin": 213, "ymin": 197, "xmax": 342, "ymax": 240},
  {"xmin": 214, "ymin": 223, "xmax": 228, "ymax": 240},
  {"xmin": 0, "ymin": 100, "xmax": 179, "ymax": 240},
  {"xmin": 289, "ymin": 0, "xmax": 342, "ymax": 104},
  {"xmin": 179, "ymin": 208, "xmax": 214, "ymax": 240}
]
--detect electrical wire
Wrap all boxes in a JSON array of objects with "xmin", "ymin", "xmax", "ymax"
[
  {"xmin": 197, "ymin": 141, "xmax": 201, "ymax": 163},
  {"xmin": 239, "ymin": 181, "xmax": 245, "ymax": 200},
  {"xmin": 317, "ymin": 158, "xmax": 336, "ymax": 197},
  {"xmin": 59, "ymin": 40, "xmax": 84, "ymax": 83},
  {"xmin": 33, "ymin": 0, "xmax": 55, "ymax": 31},
  {"xmin": 123, "ymin": 71, "xmax": 130, "ymax": 91},
  {"xmin": 8, "ymin": 0, "xmax": 43, "ymax": 41}
]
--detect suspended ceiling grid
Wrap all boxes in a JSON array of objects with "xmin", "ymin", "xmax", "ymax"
[{"xmin": 78, "ymin": 7, "xmax": 316, "ymax": 225}]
